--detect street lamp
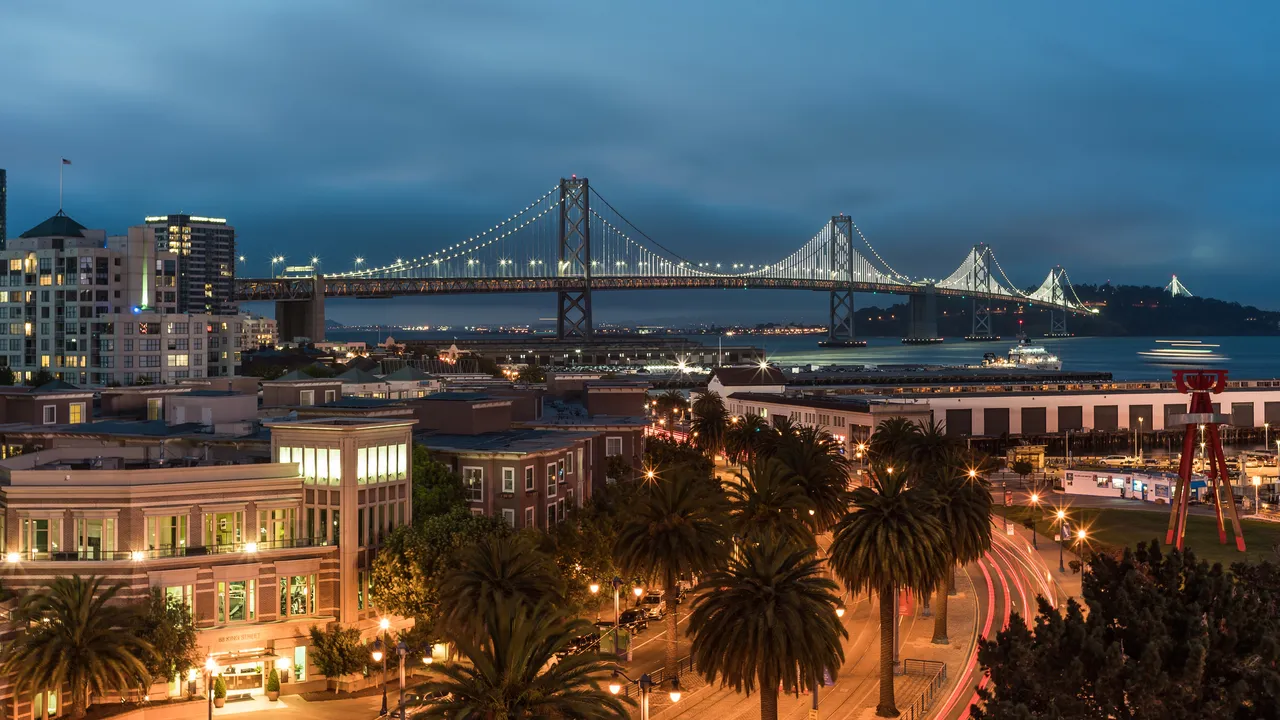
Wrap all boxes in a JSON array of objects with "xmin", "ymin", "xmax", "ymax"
[
  {"xmin": 204, "ymin": 656, "xmax": 218, "ymax": 720},
  {"xmin": 1136, "ymin": 418, "xmax": 1144, "ymax": 459},
  {"xmin": 396, "ymin": 640, "xmax": 408, "ymax": 720},
  {"xmin": 1054, "ymin": 509, "xmax": 1069, "ymax": 573},
  {"xmin": 611, "ymin": 577, "xmax": 623, "ymax": 659},
  {"xmin": 609, "ymin": 671, "xmax": 681, "ymax": 720},
  {"xmin": 271, "ymin": 256, "xmax": 284, "ymax": 278},
  {"xmin": 372, "ymin": 638, "xmax": 388, "ymax": 716},
  {"xmin": 1252, "ymin": 476, "xmax": 1262, "ymax": 515},
  {"xmin": 589, "ymin": 582, "xmax": 600, "ymax": 620},
  {"xmin": 1028, "ymin": 493, "xmax": 1041, "ymax": 549}
]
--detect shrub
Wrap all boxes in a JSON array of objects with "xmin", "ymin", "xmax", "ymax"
[
  {"xmin": 213, "ymin": 676, "xmax": 227, "ymax": 699},
  {"xmin": 266, "ymin": 668, "xmax": 280, "ymax": 692}
]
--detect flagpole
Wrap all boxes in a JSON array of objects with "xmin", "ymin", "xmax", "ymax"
[{"xmin": 59, "ymin": 160, "xmax": 64, "ymax": 211}]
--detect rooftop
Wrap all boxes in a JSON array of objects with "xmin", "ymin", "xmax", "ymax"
[
  {"xmin": 418, "ymin": 428, "xmax": 596, "ymax": 454},
  {"xmin": 20, "ymin": 210, "xmax": 87, "ymax": 239},
  {"xmin": 710, "ymin": 366, "xmax": 788, "ymax": 387},
  {"xmin": 727, "ymin": 392, "xmax": 906, "ymax": 414},
  {"xmin": 419, "ymin": 391, "xmax": 508, "ymax": 403}
]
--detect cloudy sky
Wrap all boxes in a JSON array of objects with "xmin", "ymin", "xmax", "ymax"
[{"xmin": 2, "ymin": 1, "xmax": 1277, "ymax": 325}]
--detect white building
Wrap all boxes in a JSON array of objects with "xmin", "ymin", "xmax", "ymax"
[
  {"xmin": 240, "ymin": 313, "xmax": 278, "ymax": 350},
  {"xmin": 1063, "ymin": 467, "xmax": 1207, "ymax": 504},
  {"xmin": 1, "ymin": 211, "xmax": 246, "ymax": 385}
]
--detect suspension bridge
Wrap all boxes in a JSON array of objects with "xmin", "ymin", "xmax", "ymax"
[{"xmin": 233, "ymin": 177, "xmax": 1093, "ymax": 342}]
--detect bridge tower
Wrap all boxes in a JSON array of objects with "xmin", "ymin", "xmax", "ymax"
[
  {"xmin": 556, "ymin": 177, "xmax": 592, "ymax": 341},
  {"xmin": 1047, "ymin": 266, "xmax": 1069, "ymax": 337},
  {"xmin": 968, "ymin": 244, "xmax": 996, "ymax": 339},
  {"xmin": 826, "ymin": 215, "xmax": 862, "ymax": 346}
]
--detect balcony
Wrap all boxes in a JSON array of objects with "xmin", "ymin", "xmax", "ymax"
[{"xmin": 4, "ymin": 537, "xmax": 331, "ymax": 564}]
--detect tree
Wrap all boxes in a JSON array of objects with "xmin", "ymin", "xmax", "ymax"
[
  {"xmin": 605, "ymin": 454, "xmax": 633, "ymax": 483},
  {"xmin": 869, "ymin": 417, "xmax": 920, "ymax": 465},
  {"xmin": 266, "ymin": 668, "xmax": 280, "ymax": 694},
  {"xmin": 727, "ymin": 458, "xmax": 814, "ymax": 549},
  {"xmin": 439, "ymin": 533, "xmax": 564, "ymax": 643},
  {"xmin": 645, "ymin": 436, "xmax": 715, "ymax": 480},
  {"xmin": 925, "ymin": 453, "xmax": 992, "ymax": 644},
  {"xmin": 1, "ymin": 576, "xmax": 154, "ymax": 718},
  {"xmin": 25, "ymin": 368, "xmax": 54, "ymax": 387},
  {"xmin": 0, "ymin": 366, "xmax": 14, "ymax": 386},
  {"xmin": 689, "ymin": 540, "xmax": 847, "ymax": 720},
  {"xmin": 370, "ymin": 509, "xmax": 510, "ymax": 621},
  {"xmin": 829, "ymin": 469, "xmax": 950, "ymax": 717},
  {"xmin": 653, "ymin": 389, "xmax": 687, "ymax": 420},
  {"xmin": 308, "ymin": 624, "xmax": 365, "ymax": 692},
  {"xmin": 771, "ymin": 426, "xmax": 852, "ymax": 534},
  {"xmin": 973, "ymin": 542, "xmax": 1280, "ymax": 719},
  {"xmin": 136, "ymin": 588, "xmax": 199, "ymax": 685},
  {"xmin": 690, "ymin": 390, "xmax": 729, "ymax": 458},
  {"xmin": 414, "ymin": 599, "xmax": 634, "ymax": 719},
  {"xmin": 411, "ymin": 443, "xmax": 468, "ymax": 518},
  {"xmin": 517, "ymin": 364, "xmax": 546, "ymax": 383},
  {"xmin": 1010, "ymin": 459, "xmax": 1034, "ymax": 489},
  {"xmin": 615, "ymin": 468, "xmax": 731, "ymax": 679},
  {"xmin": 724, "ymin": 413, "xmax": 774, "ymax": 465}
]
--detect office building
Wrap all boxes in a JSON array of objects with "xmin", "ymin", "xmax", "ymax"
[
  {"xmin": 0, "ymin": 212, "xmax": 242, "ymax": 384},
  {"xmin": 145, "ymin": 214, "xmax": 238, "ymax": 315},
  {"xmin": 0, "ymin": 169, "xmax": 7, "ymax": 249}
]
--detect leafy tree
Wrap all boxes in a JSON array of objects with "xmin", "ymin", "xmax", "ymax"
[
  {"xmin": 691, "ymin": 390, "xmax": 729, "ymax": 458},
  {"xmin": 973, "ymin": 542, "xmax": 1280, "ymax": 719},
  {"xmin": 727, "ymin": 458, "xmax": 814, "ymax": 549},
  {"xmin": 2, "ymin": 576, "xmax": 154, "ymax": 718},
  {"xmin": 615, "ymin": 468, "xmax": 731, "ymax": 679},
  {"xmin": 308, "ymin": 624, "xmax": 366, "ymax": 691},
  {"xmin": 0, "ymin": 366, "xmax": 14, "ymax": 386},
  {"xmin": 605, "ymin": 454, "xmax": 632, "ymax": 483},
  {"xmin": 645, "ymin": 436, "xmax": 714, "ymax": 480},
  {"xmin": 439, "ymin": 533, "xmax": 564, "ymax": 643},
  {"xmin": 25, "ymin": 368, "xmax": 54, "ymax": 387},
  {"xmin": 771, "ymin": 426, "xmax": 852, "ymax": 534},
  {"xmin": 370, "ymin": 508, "xmax": 510, "ymax": 622},
  {"xmin": 689, "ymin": 540, "xmax": 847, "ymax": 720},
  {"xmin": 136, "ymin": 588, "xmax": 199, "ymax": 684},
  {"xmin": 829, "ymin": 468, "xmax": 950, "ymax": 717},
  {"xmin": 411, "ymin": 443, "xmax": 468, "ymax": 518},
  {"xmin": 1010, "ymin": 459, "xmax": 1034, "ymax": 488},
  {"xmin": 517, "ymin": 364, "xmax": 546, "ymax": 383},
  {"xmin": 531, "ymin": 496, "xmax": 629, "ymax": 613},
  {"xmin": 414, "ymin": 599, "xmax": 633, "ymax": 719}
]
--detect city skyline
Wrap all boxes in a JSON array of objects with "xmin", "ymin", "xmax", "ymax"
[{"xmin": 4, "ymin": 2, "xmax": 1280, "ymax": 325}]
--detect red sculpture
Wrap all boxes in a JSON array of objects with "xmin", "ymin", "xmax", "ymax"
[{"xmin": 1165, "ymin": 370, "xmax": 1246, "ymax": 552}]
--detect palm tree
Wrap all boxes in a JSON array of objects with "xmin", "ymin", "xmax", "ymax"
[
  {"xmin": 615, "ymin": 468, "xmax": 730, "ymax": 679},
  {"xmin": 439, "ymin": 533, "xmax": 565, "ymax": 642},
  {"xmin": 691, "ymin": 390, "xmax": 729, "ymax": 458},
  {"xmin": 727, "ymin": 458, "xmax": 815, "ymax": 549},
  {"xmin": 829, "ymin": 468, "xmax": 950, "ymax": 717},
  {"xmin": 927, "ymin": 453, "xmax": 992, "ymax": 644},
  {"xmin": 870, "ymin": 417, "xmax": 920, "ymax": 465},
  {"xmin": 414, "ymin": 599, "xmax": 633, "ymax": 719},
  {"xmin": 688, "ymin": 540, "xmax": 847, "ymax": 720},
  {"xmin": 772, "ymin": 426, "xmax": 853, "ymax": 534},
  {"xmin": 724, "ymin": 413, "xmax": 773, "ymax": 464},
  {"xmin": 2, "ymin": 576, "xmax": 154, "ymax": 719},
  {"xmin": 655, "ymin": 388, "xmax": 687, "ymax": 420},
  {"xmin": 908, "ymin": 419, "xmax": 953, "ymax": 477}
]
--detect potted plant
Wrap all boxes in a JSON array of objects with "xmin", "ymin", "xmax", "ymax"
[
  {"xmin": 266, "ymin": 668, "xmax": 281, "ymax": 701},
  {"xmin": 213, "ymin": 676, "xmax": 227, "ymax": 708}
]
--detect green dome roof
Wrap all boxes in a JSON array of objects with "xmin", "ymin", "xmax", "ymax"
[{"xmin": 20, "ymin": 210, "xmax": 87, "ymax": 238}]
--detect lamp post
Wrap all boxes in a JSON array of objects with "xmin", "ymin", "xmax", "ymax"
[
  {"xmin": 611, "ymin": 577, "xmax": 623, "ymax": 658},
  {"xmin": 589, "ymin": 582, "xmax": 600, "ymax": 620},
  {"xmin": 1055, "ymin": 509, "xmax": 1068, "ymax": 573},
  {"xmin": 609, "ymin": 671, "xmax": 681, "ymax": 720},
  {"xmin": 1136, "ymin": 418, "xmax": 1144, "ymax": 459},
  {"xmin": 204, "ymin": 656, "xmax": 218, "ymax": 720},
  {"xmin": 372, "ymin": 639, "xmax": 387, "ymax": 716},
  {"xmin": 1252, "ymin": 476, "xmax": 1262, "ymax": 516},
  {"xmin": 1028, "ymin": 493, "xmax": 1041, "ymax": 549},
  {"xmin": 271, "ymin": 256, "xmax": 283, "ymax": 278},
  {"xmin": 397, "ymin": 640, "xmax": 407, "ymax": 720}
]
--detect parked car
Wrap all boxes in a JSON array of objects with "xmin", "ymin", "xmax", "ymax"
[
  {"xmin": 619, "ymin": 608, "xmax": 650, "ymax": 633},
  {"xmin": 1142, "ymin": 458, "xmax": 1161, "ymax": 468},
  {"xmin": 640, "ymin": 591, "xmax": 666, "ymax": 619},
  {"xmin": 557, "ymin": 631, "xmax": 601, "ymax": 660},
  {"xmin": 1101, "ymin": 455, "xmax": 1135, "ymax": 468}
]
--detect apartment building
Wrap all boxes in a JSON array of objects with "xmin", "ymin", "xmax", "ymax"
[
  {"xmin": 0, "ymin": 415, "xmax": 415, "ymax": 719},
  {"xmin": 144, "ymin": 214, "xmax": 237, "ymax": 316}
]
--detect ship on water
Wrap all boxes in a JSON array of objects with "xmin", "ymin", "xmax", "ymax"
[{"xmin": 979, "ymin": 335, "xmax": 1062, "ymax": 371}]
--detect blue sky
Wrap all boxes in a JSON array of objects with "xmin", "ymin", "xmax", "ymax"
[{"xmin": 2, "ymin": 1, "xmax": 1277, "ymax": 325}]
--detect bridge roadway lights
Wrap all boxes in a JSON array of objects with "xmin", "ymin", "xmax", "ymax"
[
  {"xmin": 276, "ymin": 274, "xmax": 327, "ymax": 342},
  {"xmin": 901, "ymin": 287, "xmax": 943, "ymax": 344}
]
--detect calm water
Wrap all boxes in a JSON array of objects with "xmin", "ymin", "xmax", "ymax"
[{"xmin": 327, "ymin": 331, "xmax": 1280, "ymax": 381}]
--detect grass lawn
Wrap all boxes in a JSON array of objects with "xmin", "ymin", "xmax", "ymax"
[{"xmin": 994, "ymin": 505, "xmax": 1280, "ymax": 567}]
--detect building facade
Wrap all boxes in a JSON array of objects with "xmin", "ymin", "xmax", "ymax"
[
  {"xmin": 144, "ymin": 214, "xmax": 237, "ymax": 316},
  {"xmin": 0, "ymin": 169, "xmax": 7, "ymax": 249}
]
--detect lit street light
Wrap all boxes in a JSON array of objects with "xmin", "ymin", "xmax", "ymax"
[
  {"xmin": 271, "ymin": 255, "xmax": 284, "ymax": 278},
  {"xmin": 1054, "ymin": 509, "xmax": 1069, "ymax": 573},
  {"xmin": 204, "ymin": 656, "xmax": 218, "ymax": 720},
  {"xmin": 1028, "ymin": 493, "xmax": 1041, "ymax": 549},
  {"xmin": 609, "ymin": 671, "xmax": 681, "ymax": 720}
]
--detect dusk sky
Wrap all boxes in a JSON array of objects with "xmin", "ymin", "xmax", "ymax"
[{"xmin": 2, "ymin": 2, "xmax": 1278, "ymax": 325}]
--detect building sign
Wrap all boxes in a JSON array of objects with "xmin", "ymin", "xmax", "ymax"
[{"xmin": 215, "ymin": 631, "xmax": 263, "ymax": 645}]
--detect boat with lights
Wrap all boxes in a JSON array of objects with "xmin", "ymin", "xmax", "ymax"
[
  {"xmin": 980, "ymin": 335, "xmax": 1062, "ymax": 371},
  {"xmin": 1138, "ymin": 340, "xmax": 1228, "ymax": 365}
]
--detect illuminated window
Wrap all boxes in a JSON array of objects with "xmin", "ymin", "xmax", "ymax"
[{"xmin": 68, "ymin": 403, "xmax": 84, "ymax": 424}]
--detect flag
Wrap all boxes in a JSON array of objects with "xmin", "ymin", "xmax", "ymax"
[{"xmin": 61, "ymin": 158, "xmax": 72, "ymax": 165}]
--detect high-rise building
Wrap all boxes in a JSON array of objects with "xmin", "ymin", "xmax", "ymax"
[
  {"xmin": 0, "ymin": 168, "xmax": 7, "ymax": 249},
  {"xmin": 1, "ymin": 211, "xmax": 243, "ymax": 385},
  {"xmin": 145, "ymin": 214, "xmax": 237, "ymax": 315}
]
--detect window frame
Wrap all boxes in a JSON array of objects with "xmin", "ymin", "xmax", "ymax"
[
  {"xmin": 501, "ymin": 467, "xmax": 516, "ymax": 494},
  {"xmin": 463, "ymin": 466, "xmax": 484, "ymax": 503}
]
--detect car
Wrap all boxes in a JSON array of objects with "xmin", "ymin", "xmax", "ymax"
[
  {"xmin": 556, "ymin": 631, "xmax": 601, "ymax": 660},
  {"xmin": 618, "ymin": 608, "xmax": 650, "ymax": 633},
  {"xmin": 640, "ymin": 591, "xmax": 666, "ymax": 619},
  {"xmin": 1141, "ymin": 458, "xmax": 1161, "ymax": 468},
  {"xmin": 1101, "ymin": 455, "xmax": 1135, "ymax": 468}
]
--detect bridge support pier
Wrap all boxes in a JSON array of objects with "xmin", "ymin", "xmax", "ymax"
[
  {"xmin": 276, "ymin": 275, "xmax": 326, "ymax": 342},
  {"xmin": 1049, "ymin": 308, "xmax": 1068, "ymax": 336},
  {"xmin": 556, "ymin": 177, "xmax": 593, "ymax": 341},
  {"xmin": 902, "ymin": 286, "xmax": 942, "ymax": 344},
  {"xmin": 822, "ymin": 215, "xmax": 866, "ymax": 347}
]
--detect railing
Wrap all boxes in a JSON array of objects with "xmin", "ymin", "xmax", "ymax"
[
  {"xmin": 898, "ymin": 659, "xmax": 947, "ymax": 720},
  {"xmin": 10, "ymin": 537, "xmax": 331, "ymax": 562},
  {"xmin": 618, "ymin": 655, "xmax": 696, "ymax": 700}
]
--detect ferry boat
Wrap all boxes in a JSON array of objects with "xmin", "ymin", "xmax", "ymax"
[
  {"xmin": 817, "ymin": 339, "xmax": 867, "ymax": 348},
  {"xmin": 1138, "ymin": 340, "xmax": 1228, "ymax": 365},
  {"xmin": 980, "ymin": 336, "xmax": 1062, "ymax": 371}
]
